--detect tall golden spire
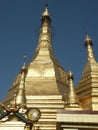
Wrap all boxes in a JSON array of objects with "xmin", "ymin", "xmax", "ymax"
[
  {"xmin": 2, "ymin": 5, "xmax": 68, "ymax": 130},
  {"xmin": 36, "ymin": 3, "xmax": 52, "ymax": 51},
  {"xmin": 65, "ymin": 71, "xmax": 82, "ymax": 110},
  {"xmin": 25, "ymin": 4, "xmax": 67, "ymax": 96}
]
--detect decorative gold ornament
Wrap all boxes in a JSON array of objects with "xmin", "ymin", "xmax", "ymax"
[{"xmin": 27, "ymin": 108, "xmax": 41, "ymax": 122}]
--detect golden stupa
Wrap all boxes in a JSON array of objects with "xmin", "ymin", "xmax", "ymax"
[{"xmin": 0, "ymin": 3, "xmax": 98, "ymax": 130}]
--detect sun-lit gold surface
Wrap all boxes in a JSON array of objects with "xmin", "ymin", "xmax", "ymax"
[
  {"xmin": 0, "ymin": 3, "xmax": 98, "ymax": 130},
  {"xmin": 0, "ymin": 122, "xmax": 25, "ymax": 130},
  {"xmin": 77, "ymin": 34, "xmax": 98, "ymax": 110},
  {"xmin": 57, "ymin": 110, "xmax": 98, "ymax": 130},
  {"xmin": 1, "ymin": 5, "xmax": 68, "ymax": 130}
]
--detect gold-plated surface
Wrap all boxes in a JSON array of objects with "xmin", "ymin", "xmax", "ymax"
[
  {"xmin": 56, "ymin": 110, "xmax": 98, "ymax": 130},
  {"xmin": 0, "ymin": 122, "xmax": 25, "ymax": 130},
  {"xmin": 27, "ymin": 108, "xmax": 41, "ymax": 122},
  {"xmin": 0, "ymin": 3, "xmax": 98, "ymax": 130},
  {"xmin": 77, "ymin": 34, "xmax": 98, "ymax": 110},
  {"xmin": 2, "ymin": 4, "xmax": 68, "ymax": 102},
  {"xmin": 1, "ymin": 5, "xmax": 68, "ymax": 130},
  {"xmin": 42, "ymin": 5, "xmax": 50, "ymax": 17}
]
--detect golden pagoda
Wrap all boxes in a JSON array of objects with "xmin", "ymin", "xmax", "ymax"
[
  {"xmin": 0, "ymin": 3, "xmax": 98, "ymax": 130},
  {"xmin": 0, "ymin": 4, "xmax": 68, "ymax": 130},
  {"xmin": 77, "ymin": 34, "xmax": 98, "ymax": 110},
  {"xmin": 57, "ymin": 34, "xmax": 98, "ymax": 130}
]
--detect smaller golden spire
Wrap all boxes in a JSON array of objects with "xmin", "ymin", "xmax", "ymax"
[
  {"xmin": 67, "ymin": 71, "xmax": 78, "ymax": 105},
  {"xmin": 15, "ymin": 57, "xmax": 27, "ymax": 107},
  {"xmin": 65, "ymin": 71, "xmax": 82, "ymax": 110}
]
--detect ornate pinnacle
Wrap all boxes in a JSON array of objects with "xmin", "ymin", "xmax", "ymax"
[
  {"xmin": 46, "ymin": 0, "xmax": 48, "ymax": 7},
  {"xmin": 68, "ymin": 70, "xmax": 74, "ymax": 80},
  {"xmin": 84, "ymin": 34, "xmax": 93, "ymax": 47},
  {"xmin": 66, "ymin": 71, "xmax": 81, "ymax": 109},
  {"xmin": 15, "ymin": 57, "xmax": 27, "ymax": 107},
  {"xmin": 42, "ymin": 1, "xmax": 50, "ymax": 17},
  {"xmin": 36, "ymin": 4, "xmax": 52, "ymax": 51},
  {"xmin": 22, "ymin": 55, "xmax": 27, "ymax": 70},
  {"xmin": 84, "ymin": 34, "xmax": 96, "ymax": 61}
]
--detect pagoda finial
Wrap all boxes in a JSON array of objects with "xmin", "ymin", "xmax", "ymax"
[
  {"xmin": 46, "ymin": 0, "xmax": 48, "ymax": 7},
  {"xmin": 42, "ymin": 0, "xmax": 50, "ymax": 17},
  {"xmin": 84, "ymin": 23, "xmax": 88, "ymax": 36},
  {"xmin": 68, "ymin": 70, "xmax": 74, "ymax": 80},
  {"xmin": 36, "ymin": 2, "xmax": 52, "ymax": 51},
  {"xmin": 84, "ymin": 34, "xmax": 93, "ymax": 46},
  {"xmin": 84, "ymin": 34, "xmax": 96, "ymax": 61},
  {"xmin": 22, "ymin": 55, "xmax": 27, "ymax": 69}
]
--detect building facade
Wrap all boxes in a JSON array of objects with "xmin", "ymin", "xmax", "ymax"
[{"xmin": 0, "ymin": 4, "xmax": 98, "ymax": 130}]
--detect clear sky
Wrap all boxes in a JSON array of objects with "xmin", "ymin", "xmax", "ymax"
[{"xmin": 0, "ymin": 0, "xmax": 98, "ymax": 101}]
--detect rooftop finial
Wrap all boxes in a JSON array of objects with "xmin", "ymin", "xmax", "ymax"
[
  {"xmin": 42, "ymin": 0, "xmax": 50, "ymax": 17},
  {"xmin": 84, "ymin": 34, "xmax": 96, "ymax": 61},
  {"xmin": 85, "ymin": 34, "xmax": 92, "ymax": 44},
  {"xmin": 23, "ymin": 55, "xmax": 27, "ymax": 66},
  {"xmin": 83, "ymin": 23, "xmax": 93, "ymax": 46},
  {"xmin": 84, "ymin": 23, "xmax": 88, "ymax": 36},
  {"xmin": 46, "ymin": 0, "xmax": 48, "ymax": 7},
  {"xmin": 68, "ymin": 70, "xmax": 74, "ymax": 80}
]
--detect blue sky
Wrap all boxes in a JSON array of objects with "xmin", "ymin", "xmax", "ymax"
[{"xmin": 0, "ymin": 0, "xmax": 98, "ymax": 101}]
